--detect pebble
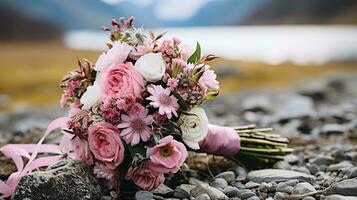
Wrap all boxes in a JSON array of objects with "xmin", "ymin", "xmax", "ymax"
[
  {"xmin": 210, "ymin": 178, "xmax": 228, "ymax": 189},
  {"xmin": 303, "ymin": 196, "xmax": 316, "ymax": 200},
  {"xmin": 330, "ymin": 179, "xmax": 357, "ymax": 196},
  {"xmin": 308, "ymin": 163, "xmax": 320, "ymax": 175},
  {"xmin": 195, "ymin": 193, "xmax": 211, "ymax": 200},
  {"xmin": 284, "ymin": 154, "xmax": 300, "ymax": 165},
  {"xmin": 274, "ymin": 192, "xmax": 289, "ymax": 200},
  {"xmin": 214, "ymin": 171, "xmax": 236, "ymax": 183},
  {"xmin": 327, "ymin": 161, "xmax": 354, "ymax": 172},
  {"xmin": 276, "ymin": 185, "xmax": 293, "ymax": 194},
  {"xmin": 245, "ymin": 181, "xmax": 260, "ymax": 189},
  {"xmin": 247, "ymin": 196, "xmax": 260, "ymax": 200},
  {"xmin": 235, "ymin": 166, "xmax": 247, "ymax": 181},
  {"xmin": 174, "ymin": 184, "xmax": 195, "ymax": 199},
  {"xmin": 239, "ymin": 191, "xmax": 256, "ymax": 199},
  {"xmin": 222, "ymin": 186, "xmax": 239, "ymax": 197},
  {"xmin": 292, "ymin": 182, "xmax": 316, "ymax": 195},
  {"xmin": 310, "ymin": 155, "xmax": 334, "ymax": 166},
  {"xmin": 348, "ymin": 167, "xmax": 357, "ymax": 178},
  {"xmin": 191, "ymin": 184, "xmax": 228, "ymax": 200},
  {"xmin": 325, "ymin": 195, "xmax": 357, "ymax": 200},
  {"xmin": 135, "ymin": 191, "xmax": 154, "ymax": 200}
]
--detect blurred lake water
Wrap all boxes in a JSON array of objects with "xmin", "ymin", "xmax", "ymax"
[{"xmin": 65, "ymin": 25, "xmax": 357, "ymax": 65}]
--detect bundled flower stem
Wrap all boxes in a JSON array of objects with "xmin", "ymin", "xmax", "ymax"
[{"xmin": 235, "ymin": 125, "xmax": 293, "ymax": 168}]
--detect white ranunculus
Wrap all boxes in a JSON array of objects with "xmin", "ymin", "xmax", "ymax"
[
  {"xmin": 179, "ymin": 107, "xmax": 208, "ymax": 150},
  {"xmin": 80, "ymin": 81, "xmax": 101, "ymax": 110},
  {"xmin": 134, "ymin": 53, "xmax": 166, "ymax": 82}
]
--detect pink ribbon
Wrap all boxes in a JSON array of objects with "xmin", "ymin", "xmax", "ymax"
[
  {"xmin": 0, "ymin": 117, "xmax": 70, "ymax": 198},
  {"xmin": 199, "ymin": 124, "xmax": 240, "ymax": 157}
]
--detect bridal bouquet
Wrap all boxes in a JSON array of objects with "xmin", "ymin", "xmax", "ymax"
[{"xmin": 0, "ymin": 17, "xmax": 292, "ymax": 198}]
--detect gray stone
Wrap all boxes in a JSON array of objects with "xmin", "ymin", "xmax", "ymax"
[
  {"xmin": 346, "ymin": 152, "xmax": 357, "ymax": 163},
  {"xmin": 247, "ymin": 196, "xmax": 260, "ymax": 200},
  {"xmin": 274, "ymin": 192, "xmax": 289, "ymax": 200},
  {"xmin": 191, "ymin": 185, "xmax": 228, "ymax": 200},
  {"xmin": 214, "ymin": 171, "xmax": 235, "ymax": 183},
  {"xmin": 151, "ymin": 184, "xmax": 174, "ymax": 196},
  {"xmin": 284, "ymin": 154, "xmax": 300, "ymax": 165},
  {"xmin": 247, "ymin": 169, "xmax": 315, "ymax": 183},
  {"xmin": 174, "ymin": 184, "xmax": 194, "ymax": 199},
  {"xmin": 292, "ymin": 182, "xmax": 316, "ymax": 195},
  {"xmin": 276, "ymin": 185, "xmax": 293, "ymax": 194},
  {"xmin": 330, "ymin": 179, "xmax": 357, "ymax": 196},
  {"xmin": 245, "ymin": 181, "xmax": 260, "ymax": 189},
  {"xmin": 273, "ymin": 161, "xmax": 291, "ymax": 170},
  {"xmin": 327, "ymin": 161, "xmax": 354, "ymax": 172},
  {"xmin": 222, "ymin": 186, "xmax": 239, "ymax": 197},
  {"xmin": 310, "ymin": 155, "xmax": 334, "ymax": 166},
  {"xmin": 235, "ymin": 166, "xmax": 247, "ymax": 182},
  {"xmin": 303, "ymin": 196, "xmax": 316, "ymax": 200},
  {"xmin": 320, "ymin": 124, "xmax": 347, "ymax": 135},
  {"xmin": 275, "ymin": 95, "xmax": 314, "ymax": 120},
  {"xmin": 285, "ymin": 179, "xmax": 299, "ymax": 187},
  {"xmin": 308, "ymin": 163, "xmax": 320, "ymax": 175},
  {"xmin": 12, "ymin": 159, "xmax": 102, "ymax": 200},
  {"xmin": 348, "ymin": 167, "xmax": 357, "ymax": 178},
  {"xmin": 195, "ymin": 193, "xmax": 211, "ymax": 200},
  {"xmin": 325, "ymin": 195, "xmax": 357, "ymax": 200},
  {"xmin": 239, "ymin": 191, "xmax": 256, "ymax": 199},
  {"xmin": 135, "ymin": 191, "xmax": 154, "ymax": 200},
  {"xmin": 210, "ymin": 178, "xmax": 228, "ymax": 189}
]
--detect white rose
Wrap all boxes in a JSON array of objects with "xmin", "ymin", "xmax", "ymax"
[
  {"xmin": 179, "ymin": 107, "xmax": 208, "ymax": 150},
  {"xmin": 80, "ymin": 81, "xmax": 101, "ymax": 110},
  {"xmin": 134, "ymin": 53, "xmax": 166, "ymax": 82}
]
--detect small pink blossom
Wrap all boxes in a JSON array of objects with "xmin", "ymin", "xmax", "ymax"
[
  {"xmin": 100, "ymin": 100, "xmax": 121, "ymax": 124},
  {"xmin": 147, "ymin": 85, "xmax": 179, "ymax": 119},
  {"xmin": 100, "ymin": 63, "xmax": 145, "ymax": 100},
  {"xmin": 66, "ymin": 80, "xmax": 80, "ymax": 97},
  {"xmin": 93, "ymin": 163, "xmax": 116, "ymax": 180},
  {"xmin": 159, "ymin": 39, "xmax": 177, "ymax": 59},
  {"xmin": 88, "ymin": 122, "xmax": 125, "ymax": 169},
  {"xmin": 167, "ymin": 78, "xmax": 178, "ymax": 90},
  {"xmin": 72, "ymin": 137, "xmax": 93, "ymax": 165},
  {"xmin": 117, "ymin": 105, "xmax": 153, "ymax": 146},
  {"xmin": 199, "ymin": 67, "xmax": 219, "ymax": 92},
  {"xmin": 67, "ymin": 108, "xmax": 89, "ymax": 133},
  {"xmin": 147, "ymin": 135, "xmax": 187, "ymax": 173},
  {"xmin": 172, "ymin": 37, "xmax": 181, "ymax": 45},
  {"xmin": 129, "ymin": 40, "xmax": 152, "ymax": 60},
  {"xmin": 180, "ymin": 44, "xmax": 193, "ymax": 61},
  {"xmin": 125, "ymin": 161, "xmax": 165, "ymax": 190}
]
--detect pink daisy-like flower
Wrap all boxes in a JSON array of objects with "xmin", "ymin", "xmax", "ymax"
[
  {"xmin": 147, "ymin": 85, "xmax": 179, "ymax": 119},
  {"xmin": 167, "ymin": 78, "xmax": 178, "ymax": 90},
  {"xmin": 117, "ymin": 105, "xmax": 153, "ymax": 146}
]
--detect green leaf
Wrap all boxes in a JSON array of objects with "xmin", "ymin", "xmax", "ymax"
[
  {"xmin": 172, "ymin": 91, "xmax": 189, "ymax": 111},
  {"xmin": 187, "ymin": 42, "xmax": 201, "ymax": 64}
]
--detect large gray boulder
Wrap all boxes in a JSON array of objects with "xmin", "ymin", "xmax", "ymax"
[
  {"xmin": 247, "ymin": 169, "xmax": 315, "ymax": 183},
  {"xmin": 12, "ymin": 159, "xmax": 102, "ymax": 200}
]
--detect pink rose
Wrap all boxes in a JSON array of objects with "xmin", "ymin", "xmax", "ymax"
[
  {"xmin": 88, "ymin": 122, "xmax": 125, "ymax": 169},
  {"xmin": 100, "ymin": 63, "xmax": 145, "ymax": 100},
  {"xmin": 147, "ymin": 136, "xmax": 187, "ymax": 173},
  {"xmin": 125, "ymin": 161, "xmax": 164, "ymax": 190},
  {"xmin": 73, "ymin": 137, "xmax": 93, "ymax": 165}
]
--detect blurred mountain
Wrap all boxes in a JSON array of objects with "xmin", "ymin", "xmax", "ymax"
[
  {"xmin": 0, "ymin": 0, "xmax": 356, "ymax": 35},
  {"xmin": 0, "ymin": 5, "xmax": 63, "ymax": 41},
  {"xmin": 244, "ymin": 0, "xmax": 357, "ymax": 25},
  {"xmin": 0, "ymin": 0, "xmax": 119, "ymax": 30},
  {"xmin": 0, "ymin": 0, "xmax": 266, "ymax": 29}
]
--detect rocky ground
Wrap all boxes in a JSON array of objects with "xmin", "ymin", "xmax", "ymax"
[{"xmin": 0, "ymin": 74, "xmax": 357, "ymax": 200}]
